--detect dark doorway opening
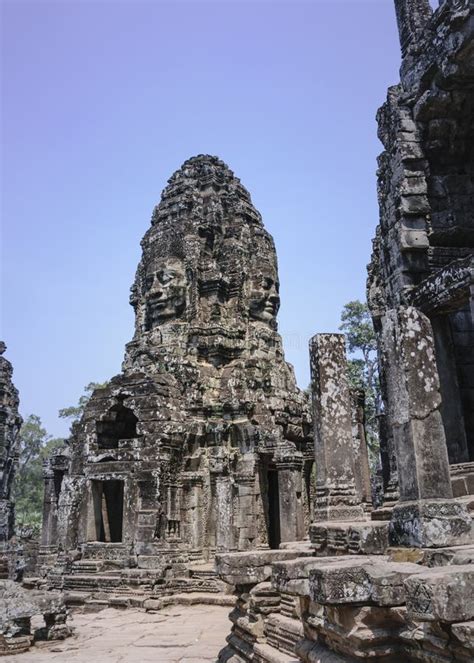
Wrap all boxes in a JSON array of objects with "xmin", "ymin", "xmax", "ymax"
[
  {"xmin": 267, "ymin": 469, "xmax": 281, "ymax": 550},
  {"xmin": 90, "ymin": 480, "xmax": 124, "ymax": 542},
  {"xmin": 53, "ymin": 470, "xmax": 65, "ymax": 501},
  {"xmin": 96, "ymin": 404, "xmax": 138, "ymax": 450},
  {"xmin": 432, "ymin": 305, "xmax": 474, "ymax": 463}
]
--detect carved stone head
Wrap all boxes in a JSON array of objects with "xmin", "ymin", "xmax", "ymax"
[
  {"xmin": 249, "ymin": 270, "xmax": 280, "ymax": 326},
  {"xmin": 143, "ymin": 257, "xmax": 187, "ymax": 329}
]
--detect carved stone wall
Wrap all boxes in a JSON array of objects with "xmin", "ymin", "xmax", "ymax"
[
  {"xmin": 368, "ymin": 0, "xmax": 474, "ymax": 503},
  {"xmin": 0, "ymin": 342, "xmax": 22, "ymax": 580},
  {"xmin": 42, "ymin": 156, "xmax": 312, "ymax": 587}
]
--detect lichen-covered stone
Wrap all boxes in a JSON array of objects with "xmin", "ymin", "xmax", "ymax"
[
  {"xmin": 41, "ymin": 156, "xmax": 312, "ymax": 595},
  {"xmin": 0, "ymin": 344, "xmax": 21, "ymax": 542},
  {"xmin": 404, "ymin": 565, "xmax": 474, "ymax": 622}
]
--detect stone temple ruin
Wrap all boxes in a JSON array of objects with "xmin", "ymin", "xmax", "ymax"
[
  {"xmin": 0, "ymin": 344, "xmax": 72, "ymax": 656},
  {"xmin": 214, "ymin": 2, "xmax": 474, "ymax": 662},
  {"xmin": 39, "ymin": 154, "xmax": 312, "ymax": 606},
  {"xmin": 0, "ymin": 341, "xmax": 22, "ymax": 580},
  {"xmin": 1, "ymin": 0, "xmax": 473, "ymax": 660}
]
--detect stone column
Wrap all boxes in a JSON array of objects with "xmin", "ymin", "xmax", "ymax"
[
  {"xmin": 377, "ymin": 412, "xmax": 399, "ymax": 508},
  {"xmin": 350, "ymin": 389, "xmax": 372, "ymax": 512},
  {"xmin": 235, "ymin": 474, "xmax": 257, "ymax": 551},
  {"xmin": 276, "ymin": 453, "xmax": 305, "ymax": 543},
  {"xmin": 375, "ymin": 350, "xmax": 400, "ymax": 511},
  {"xmin": 381, "ymin": 306, "xmax": 472, "ymax": 546},
  {"xmin": 309, "ymin": 334, "xmax": 365, "ymax": 522},
  {"xmin": 182, "ymin": 474, "xmax": 204, "ymax": 551},
  {"xmin": 215, "ymin": 474, "xmax": 234, "ymax": 552},
  {"xmin": 41, "ymin": 467, "xmax": 58, "ymax": 547}
]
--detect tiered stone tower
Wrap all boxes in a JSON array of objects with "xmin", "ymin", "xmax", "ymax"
[{"xmin": 41, "ymin": 156, "xmax": 312, "ymax": 598}]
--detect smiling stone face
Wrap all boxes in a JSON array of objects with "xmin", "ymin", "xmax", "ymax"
[
  {"xmin": 249, "ymin": 271, "xmax": 280, "ymax": 325},
  {"xmin": 143, "ymin": 257, "xmax": 187, "ymax": 329}
]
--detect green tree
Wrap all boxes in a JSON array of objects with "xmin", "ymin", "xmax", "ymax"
[
  {"xmin": 58, "ymin": 381, "xmax": 108, "ymax": 425},
  {"xmin": 13, "ymin": 414, "xmax": 64, "ymax": 530},
  {"xmin": 339, "ymin": 300, "xmax": 381, "ymax": 465}
]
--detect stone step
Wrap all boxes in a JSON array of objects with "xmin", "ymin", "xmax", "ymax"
[
  {"xmin": 71, "ymin": 560, "xmax": 104, "ymax": 574},
  {"xmin": 254, "ymin": 642, "xmax": 299, "ymax": 663},
  {"xmin": 265, "ymin": 614, "xmax": 304, "ymax": 657}
]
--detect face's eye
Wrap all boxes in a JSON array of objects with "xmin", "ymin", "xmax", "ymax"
[
  {"xmin": 145, "ymin": 276, "xmax": 154, "ymax": 290},
  {"xmin": 158, "ymin": 270, "xmax": 175, "ymax": 286},
  {"xmin": 263, "ymin": 277, "xmax": 273, "ymax": 290}
]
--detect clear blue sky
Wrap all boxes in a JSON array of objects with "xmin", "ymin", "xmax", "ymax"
[{"xmin": 1, "ymin": 0, "xmax": 422, "ymax": 437}]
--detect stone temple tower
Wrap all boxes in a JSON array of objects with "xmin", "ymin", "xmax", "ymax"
[{"xmin": 41, "ymin": 156, "xmax": 312, "ymax": 580}]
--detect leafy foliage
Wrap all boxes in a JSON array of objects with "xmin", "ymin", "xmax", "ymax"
[
  {"xmin": 339, "ymin": 300, "xmax": 381, "ymax": 466},
  {"xmin": 59, "ymin": 381, "xmax": 108, "ymax": 425},
  {"xmin": 13, "ymin": 415, "xmax": 64, "ymax": 531},
  {"xmin": 14, "ymin": 383, "xmax": 108, "ymax": 531}
]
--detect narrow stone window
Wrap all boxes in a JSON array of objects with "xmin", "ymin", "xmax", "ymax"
[{"xmin": 96, "ymin": 404, "xmax": 138, "ymax": 450}]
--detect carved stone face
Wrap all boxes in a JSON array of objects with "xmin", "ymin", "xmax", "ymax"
[
  {"xmin": 144, "ymin": 258, "xmax": 187, "ymax": 328},
  {"xmin": 249, "ymin": 272, "xmax": 280, "ymax": 324}
]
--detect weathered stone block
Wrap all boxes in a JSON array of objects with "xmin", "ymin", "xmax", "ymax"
[
  {"xmin": 405, "ymin": 565, "xmax": 474, "ymax": 622},
  {"xmin": 216, "ymin": 550, "xmax": 312, "ymax": 586},
  {"xmin": 390, "ymin": 499, "xmax": 472, "ymax": 548},
  {"xmin": 309, "ymin": 560, "xmax": 372, "ymax": 605}
]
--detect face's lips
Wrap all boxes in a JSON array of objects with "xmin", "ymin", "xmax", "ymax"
[{"xmin": 147, "ymin": 295, "xmax": 171, "ymax": 308}]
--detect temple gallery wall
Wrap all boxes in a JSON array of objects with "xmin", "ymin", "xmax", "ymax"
[{"xmin": 1, "ymin": 0, "xmax": 473, "ymax": 660}]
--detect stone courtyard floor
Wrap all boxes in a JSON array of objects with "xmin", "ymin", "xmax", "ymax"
[{"xmin": 7, "ymin": 604, "xmax": 230, "ymax": 663}]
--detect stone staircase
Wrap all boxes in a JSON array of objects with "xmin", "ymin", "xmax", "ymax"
[
  {"xmin": 53, "ymin": 559, "xmax": 232, "ymax": 611},
  {"xmin": 265, "ymin": 614, "xmax": 303, "ymax": 657}
]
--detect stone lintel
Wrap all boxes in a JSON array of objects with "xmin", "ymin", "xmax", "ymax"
[{"xmin": 409, "ymin": 255, "xmax": 473, "ymax": 315}]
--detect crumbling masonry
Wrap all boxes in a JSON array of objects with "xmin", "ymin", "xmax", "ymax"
[
  {"xmin": 40, "ymin": 155, "xmax": 312, "ymax": 607},
  {"xmin": 0, "ymin": 342, "xmax": 22, "ymax": 580},
  {"xmin": 216, "ymin": 2, "xmax": 474, "ymax": 662}
]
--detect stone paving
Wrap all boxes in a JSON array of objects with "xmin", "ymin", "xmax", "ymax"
[{"xmin": 6, "ymin": 605, "xmax": 230, "ymax": 662}]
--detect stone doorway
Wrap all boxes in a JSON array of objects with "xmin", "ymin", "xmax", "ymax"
[
  {"xmin": 267, "ymin": 469, "xmax": 281, "ymax": 550},
  {"xmin": 88, "ymin": 480, "xmax": 124, "ymax": 543},
  {"xmin": 432, "ymin": 305, "xmax": 474, "ymax": 463}
]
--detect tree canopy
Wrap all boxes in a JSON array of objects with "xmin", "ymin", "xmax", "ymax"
[
  {"xmin": 339, "ymin": 300, "xmax": 381, "ymax": 465},
  {"xmin": 13, "ymin": 414, "xmax": 64, "ymax": 530}
]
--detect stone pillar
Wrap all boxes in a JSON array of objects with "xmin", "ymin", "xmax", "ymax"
[
  {"xmin": 183, "ymin": 474, "xmax": 204, "ymax": 551},
  {"xmin": 41, "ymin": 467, "xmax": 58, "ymax": 547},
  {"xmin": 381, "ymin": 307, "xmax": 472, "ymax": 546},
  {"xmin": 235, "ymin": 474, "xmax": 257, "ymax": 551},
  {"xmin": 350, "ymin": 389, "xmax": 373, "ymax": 512},
  {"xmin": 309, "ymin": 334, "xmax": 365, "ymax": 522},
  {"xmin": 378, "ymin": 412, "xmax": 399, "ymax": 508},
  {"xmin": 215, "ymin": 474, "xmax": 234, "ymax": 552},
  {"xmin": 276, "ymin": 453, "xmax": 305, "ymax": 543}
]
